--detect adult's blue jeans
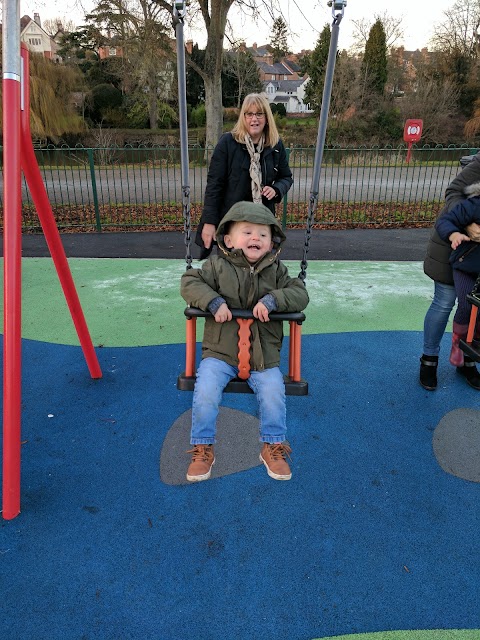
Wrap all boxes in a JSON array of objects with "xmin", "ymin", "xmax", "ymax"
[
  {"xmin": 191, "ymin": 357, "xmax": 287, "ymax": 445},
  {"xmin": 423, "ymin": 281, "xmax": 457, "ymax": 356}
]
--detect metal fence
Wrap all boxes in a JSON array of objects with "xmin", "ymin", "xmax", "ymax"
[{"xmin": 0, "ymin": 144, "xmax": 478, "ymax": 232}]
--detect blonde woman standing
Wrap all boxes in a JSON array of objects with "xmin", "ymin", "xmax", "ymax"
[{"xmin": 195, "ymin": 93, "xmax": 293, "ymax": 259}]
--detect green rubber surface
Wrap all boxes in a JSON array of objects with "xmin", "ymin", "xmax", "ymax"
[
  {"xmin": 3, "ymin": 258, "xmax": 439, "ymax": 347},
  {"xmin": 314, "ymin": 632, "xmax": 479, "ymax": 640}
]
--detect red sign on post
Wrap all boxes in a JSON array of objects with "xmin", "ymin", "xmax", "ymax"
[{"xmin": 404, "ymin": 119, "xmax": 423, "ymax": 162}]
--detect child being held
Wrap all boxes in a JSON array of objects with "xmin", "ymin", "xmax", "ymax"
[
  {"xmin": 435, "ymin": 189, "xmax": 480, "ymax": 385},
  {"xmin": 181, "ymin": 201, "xmax": 309, "ymax": 481}
]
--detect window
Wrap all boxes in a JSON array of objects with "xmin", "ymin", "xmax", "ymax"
[
  {"xmin": 28, "ymin": 37, "xmax": 41, "ymax": 46},
  {"xmin": 109, "ymin": 47, "xmax": 117, "ymax": 56}
]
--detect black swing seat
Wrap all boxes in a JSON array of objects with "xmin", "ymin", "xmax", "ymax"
[
  {"xmin": 460, "ymin": 292, "xmax": 480, "ymax": 362},
  {"xmin": 177, "ymin": 307, "xmax": 308, "ymax": 396}
]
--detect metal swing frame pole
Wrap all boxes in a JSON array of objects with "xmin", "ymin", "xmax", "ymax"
[
  {"xmin": 173, "ymin": 0, "xmax": 192, "ymax": 271},
  {"xmin": 173, "ymin": 1, "xmax": 197, "ymax": 376},
  {"xmin": 299, "ymin": 0, "xmax": 347, "ymax": 282}
]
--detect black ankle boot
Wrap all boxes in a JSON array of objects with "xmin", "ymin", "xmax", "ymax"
[
  {"xmin": 456, "ymin": 356, "xmax": 480, "ymax": 390},
  {"xmin": 419, "ymin": 355, "xmax": 438, "ymax": 390}
]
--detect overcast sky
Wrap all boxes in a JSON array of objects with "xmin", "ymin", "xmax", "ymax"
[{"xmin": 23, "ymin": 0, "xmax": 455, "ymax": 52}]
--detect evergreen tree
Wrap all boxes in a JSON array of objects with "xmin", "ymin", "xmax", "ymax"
[
  {"xmin": 270, "ymin": 16, "xmax": 289, "ymax": 63},
  {"xmin": 186, "ymin": 44, "xmax": 206, "ymax": 107},
  {"xmin": 301, "ymin": 24, "xmax": 331, "ymax": 115},
  {"xmin": 361, "ymin": 19, "xmax": 388, "ymax": 96}
]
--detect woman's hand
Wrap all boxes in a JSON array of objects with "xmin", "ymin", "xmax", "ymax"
[
  {"xmin": 201, "ymin": 223, "xmax": 216, "ymax": 249},
  {"xmin": 261, "ymin": 186, "xmax": 276, "ymax": 200},
  {"xmin": 466, "ymin": 222, "xmax": 480, "ymax": 242}
]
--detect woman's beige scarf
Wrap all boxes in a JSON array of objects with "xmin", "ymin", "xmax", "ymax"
[{"xmin": 244, "ymin": 134, "xmax": 264, "ymax": 203}]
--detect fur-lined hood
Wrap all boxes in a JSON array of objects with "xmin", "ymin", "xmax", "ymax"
[{"xmin": 465, "ymin": 181, "xmax": 480, "ymax": 197}]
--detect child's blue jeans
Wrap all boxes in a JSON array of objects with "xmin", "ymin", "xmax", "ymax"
[{"xmin": 191, "ymin": 357, "xmax": 287, "ymax": 445}]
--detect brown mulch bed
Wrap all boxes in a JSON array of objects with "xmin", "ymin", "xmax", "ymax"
[{"xmin": 0, "ymin": 201, "xmax": 439, "ymax": 234}]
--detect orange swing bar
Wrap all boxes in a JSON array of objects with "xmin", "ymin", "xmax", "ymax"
[{"xmin": 177, "ymin": 307, "xmax": 308, "ymax": 396}]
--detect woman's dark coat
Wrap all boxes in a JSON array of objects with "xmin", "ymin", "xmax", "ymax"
[
  {"xmin": 424, "ymin": 152, "xmax": 480, "ymax": 284},
  {"xmin": 195, "ymin": 132, "xmax": 293, "ymax": 258}
]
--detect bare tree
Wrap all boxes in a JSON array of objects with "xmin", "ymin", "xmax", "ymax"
[
  {"xmin": 43, "ymin": 17, "xmax": 78, "ymax": 35},
  {"xmin": 223, "ymin": 45, "xmax": 263, "ymax": 108},
  {"xmin": 81, "ymin": 0, "xmax": 296, "ymax": 145},
  {"xmin": 464, "ymin": 97, "xmax": 480, "ymax": 139},
  {"xmin": 153, "ymin": 0, "xmax": 280, "ymax": 148},
  {"xmin": 429, "ymin": 0, "xmax": 480, "ymax": 58},
  {"xmin": 329, "ymin": 50, "xmax": 361, "ymax": 119},
  {"xmin": 429, "ymin": 0, "xmax": 480, "ymax": 119},
  {"xmin": 397, "ymin": 77, "xmax": 460, "ymax": 142},
  {"xmin": 350, "ymin": 11, "xmax": 405, "ymax": 54}
]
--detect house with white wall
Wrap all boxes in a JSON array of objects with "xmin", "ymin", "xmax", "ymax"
[
  {"xmin": 246, "ymin": 42, "xmax": 312, "ymax": 114},
  {"xmin": 20, "ymin": 13, "xmax": 60, "ymax": 61},
  {"xmin": 263, "ymin": 77, "xmax": 312, "ymax": 115}
]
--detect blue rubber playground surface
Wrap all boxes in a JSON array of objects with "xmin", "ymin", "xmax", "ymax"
[{"xmin": 0, "ymin": 231, "xmax": 479, "ymax": 640}]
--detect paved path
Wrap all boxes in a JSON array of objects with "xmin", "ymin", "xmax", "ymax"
[{"xmin": 9, "ymin": 228, "xmax": 432, "ymax": 261}]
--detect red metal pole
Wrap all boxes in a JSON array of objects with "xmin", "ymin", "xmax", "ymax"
[
  {"xmin": 467, "ymin": 306, "xmax": 478, "ymax": 343},
  {"xmin": 20, "ymin": 47, "xmax": 101, "ymax": 379},
  {"xmin": 292, "ymin": 323, "xmax": 302, "ymax": 382},
  {"xmin": 2, "ymin": 10, "xmax": 22, "ymax": 519},
  {"xmin": 406, "ymin": 142, "xmax": 412, "ymax": 163},
  {"xmin": 185, "ymin": 317, "xmax": 196, "ymax": 377},
  {"xmin": 288, "ymin": 322, "xmax": 295, "ymax": 379}
]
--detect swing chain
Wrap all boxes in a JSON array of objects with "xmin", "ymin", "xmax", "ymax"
[
  {"xmin": 182, "ymin": 187, "xmax": 193, "ymax": 271},
  {"xmin": 298, "ymin": 192, "xmax": 318, "ymax": 282}
]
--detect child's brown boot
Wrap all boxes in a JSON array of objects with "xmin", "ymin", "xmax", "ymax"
[
  {"xmin": 186, "ymin": 444, "xmax": 215, "ymax": 482},
  {"xmin": 260, "ymin": 442, "xmax": 292, "ymax": 480}
]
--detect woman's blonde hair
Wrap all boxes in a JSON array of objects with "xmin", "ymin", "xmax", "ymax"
[{"xmin": 231, "ymin": 93, "xmax": 280, "ymax": 148}]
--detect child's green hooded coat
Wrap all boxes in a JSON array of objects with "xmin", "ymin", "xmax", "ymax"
[{"xmin": 181, "ymin": 201, "xmax": 309, "ymax": 371}]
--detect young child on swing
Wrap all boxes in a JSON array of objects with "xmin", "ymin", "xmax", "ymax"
[
  {"xmin": 435, "ymin": 187, "xmax": 480, "ymax": 383},
  {"xmin": 180, "ymin": 201, "xmax": 309, "ymax": 482}
]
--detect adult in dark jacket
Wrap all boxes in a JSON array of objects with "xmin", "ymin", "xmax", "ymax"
[
  {"xmin": 420, "ymin": 152, "xmax": 480, "ymax": 390},
  {"xmin": 195, "ymin": 93, "xmax": 293, "ymax": 259}
]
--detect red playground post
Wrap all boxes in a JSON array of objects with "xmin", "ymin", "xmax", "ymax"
[
  {"xmin": 19, "ymin": 46, "xmax": 102, "ymax": 380},
  {"xmin": 3, "ymin": 0, "xmax": 23, "ymax": 520},
  {"xmin": 2, "ymin": 4, "xmax": 102, "ymax": 519}
]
